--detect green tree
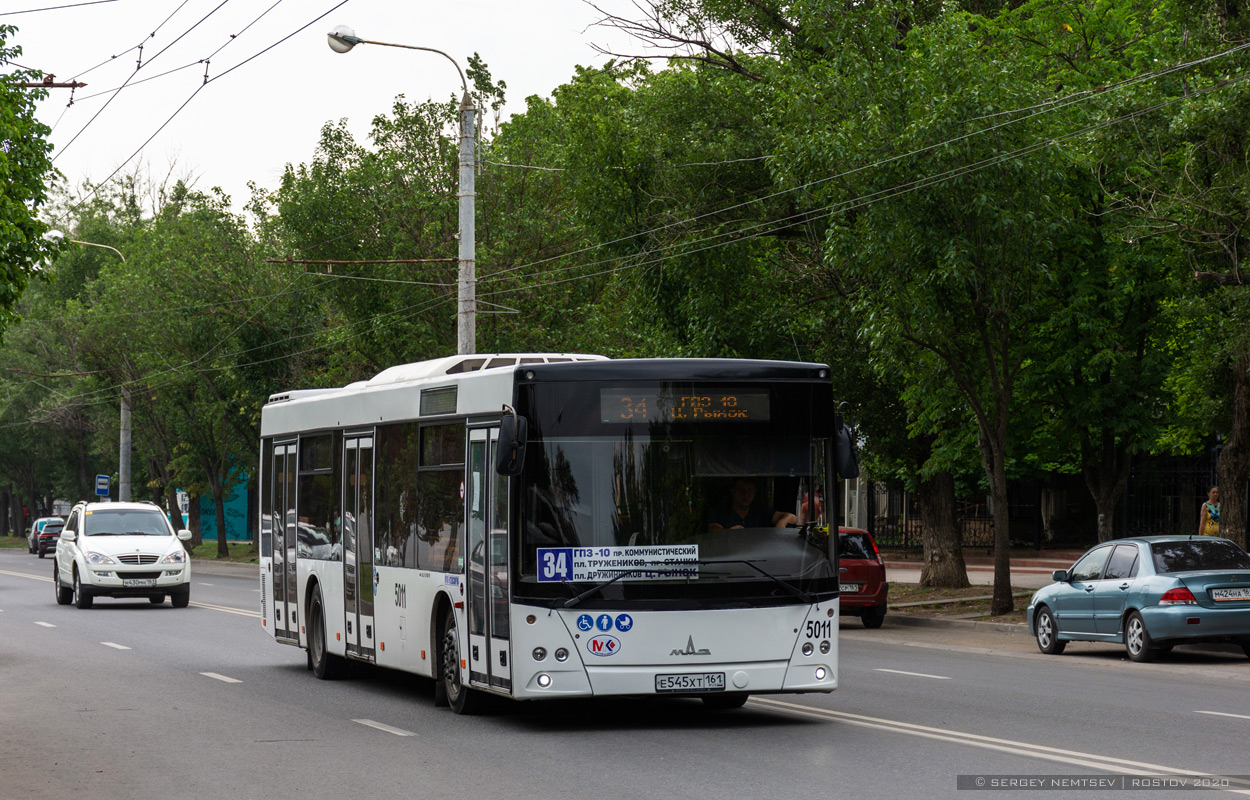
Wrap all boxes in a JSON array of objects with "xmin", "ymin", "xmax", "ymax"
[{"xmin": 0, "ymin": 25, "xmax": 61, "ymax": 331}]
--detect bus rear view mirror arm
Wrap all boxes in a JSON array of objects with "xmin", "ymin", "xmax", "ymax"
[{"xmin": 497, "ymin": 404, "xmax": 528, "ymax": 476}]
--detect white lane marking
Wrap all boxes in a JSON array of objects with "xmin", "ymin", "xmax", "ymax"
[
  {"xmin": 189, "ymin": 600, "xmax": 261, "ymax": 618},
  {"xmin": 353, "ymin": 719, "xmax": 416, "ymax": 737},
  {"xmin": 749, "ymin": 698, "xmax": 1250, "ymax": 794},
  {"xmin": 34, "ymin": 621, "xmax": 56, "ymax": 628},
  {"xmin": 199, "ymin": 582, "xmax": 215, "ymax": 586},
  {"xmin": 101, "ymin": 642, "xmax": 131, "ymax": 650},
  {"xmin": 201, "ymin": 672, "xmax": 242, "ymax": 684},
  {"xmin": 875, "ymin": 668, "xmax": 950, "ymax": 680},
  {"xmin": 0, "ymin": 568, "xmax": 51, "ymax": 582},
  {"xmin": 1195, "ymin": 710, "xmax": 1250, "ymax": 721}
]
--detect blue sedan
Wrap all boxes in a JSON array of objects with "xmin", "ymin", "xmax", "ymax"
[{"xmin": 1027, "ymin": 536, "xmax": 1250, "ymax": 662}]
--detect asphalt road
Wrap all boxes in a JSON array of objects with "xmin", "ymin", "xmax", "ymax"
[{"xmin": 2, "ymin": 548, "xmax": 1248, "ymax": 800}]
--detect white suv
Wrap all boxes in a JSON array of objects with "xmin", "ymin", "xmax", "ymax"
[{"xmin": 53, "ymin": 501, "xmax": 193, "ymax": 609}]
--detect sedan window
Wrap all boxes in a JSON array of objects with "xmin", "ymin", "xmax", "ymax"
[
  {"xmin": 1103, "ymin": 545, "xmax": 1139, "ymax": 580},
  {"xmin": 1151, "ymin": 540, "xmax": 1250, "ymax": 573},
  {"xmin": 1069, "ymin": 546, "xmax": 1113, "ymax": 582}
]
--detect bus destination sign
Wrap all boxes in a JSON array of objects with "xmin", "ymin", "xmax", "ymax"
[{"xmin": 600, "ymin": 389, "xmax": 770, "ymax": 423}]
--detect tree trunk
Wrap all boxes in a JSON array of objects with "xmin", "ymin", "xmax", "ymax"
[
  {"xmin": 213, "ymin": 479, "xmax": 229, "ymax": 559},
  {"xmin": 976, "ymin": 430, "xmax": 1014, "ymax": 616},
  {"xmin": 1, "ymin": 489, "xmax": 9, "ymax": 536},
  {"xmin": 1082, "ymin": 433, "xmax": 1133, "ymax": 543},
  {"xmin": 188, "ymin": 493, "xmax": 203, "ymax": 548},
  {"xmin": 1217, "ymin": 353, "xmax": 1250, "ymax": 549},
  {"xmin": 918, "ymin": 471, "xmax": 970, "ymax": 588}
]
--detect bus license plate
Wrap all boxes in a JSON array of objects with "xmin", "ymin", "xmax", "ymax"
[
  {"xmin": 655, "ymin": 673, "xmax": 726, "ymax": 693},
  {"xmin": 1211, "ymin": 587, "xmax": 1250, "ymax": 601},
  {"xmin": 123, "ymin": 579, "xmax": 157, "ymax": 588}
]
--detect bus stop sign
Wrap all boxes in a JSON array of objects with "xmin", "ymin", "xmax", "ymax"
[{"xmin": 95, "ymin": 474, "xmax": 110, "ymax": 497}]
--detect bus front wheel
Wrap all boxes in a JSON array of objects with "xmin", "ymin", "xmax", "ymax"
[
  {"xmin": 310, "ymin": 587, "xmax": 346, "ymax": 680},
  {"xmin": 441, "ymin": 608, "xmax": 479, "ymax": 715}
]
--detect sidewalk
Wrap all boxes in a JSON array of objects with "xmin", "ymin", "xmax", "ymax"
[{"xmin": 883, "ymin": 549, "xmax": 1080, "ymax": 590}]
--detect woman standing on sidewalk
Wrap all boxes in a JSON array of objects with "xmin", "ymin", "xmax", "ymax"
[{"xmin": 1198, "ymin": 486, "xmax": 1221, "ymax": 536}]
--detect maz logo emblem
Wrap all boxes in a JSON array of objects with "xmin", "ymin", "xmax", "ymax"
[{"xmin": 670, "ymin": 636, "xmax": 711, "ymax": 656}]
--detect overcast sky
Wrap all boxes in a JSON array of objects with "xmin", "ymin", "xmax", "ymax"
[{"xmin": 5, "ymin": 0, "xmax": 634, "ymax": 215}]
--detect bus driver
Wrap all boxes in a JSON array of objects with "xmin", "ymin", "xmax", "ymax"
[{"xmin": 708, "ymin": 478, "xmax": 798, "ymax": 531}]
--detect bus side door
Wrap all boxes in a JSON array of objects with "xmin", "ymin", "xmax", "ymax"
[
  {"xmin": 343, "ymin": 434, "xmax": 376, "ymax": 661},
  {"xmin": 466, "ymin": 427, "xmax": 511, "ymax": 691},
  {"xmin": 271, "ymin": 442, "xmax": 297, "ymax": 643}
]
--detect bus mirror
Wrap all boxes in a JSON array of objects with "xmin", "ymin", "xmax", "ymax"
[
  {"xmin": 835, "ymin": 410, "xmax": 859, "ymax": 480},
  {"xmin": 498, "ymin": 405, "xmax": 528, "ymax": 476}
]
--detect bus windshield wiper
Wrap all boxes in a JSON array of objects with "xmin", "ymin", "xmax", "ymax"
[
  {"xmin": 697, "ymin": 559, "xmax": 813, "ymax": 604},
  {"xmin": 562, "ymin": 559, "xmax": 811, "ymax": 608},
  {"xmin": 562, "ymin": 562, "xmax": 693, "ymax": 608}
]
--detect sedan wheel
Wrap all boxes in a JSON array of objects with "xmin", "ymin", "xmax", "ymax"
[
  {"xmin": 1034, "ymin": 606, "xmax": 1066, "ymax": 655},
  {"xmin": 1125, "ymin": 611, "xmax": 1156, "ymax": 663}
]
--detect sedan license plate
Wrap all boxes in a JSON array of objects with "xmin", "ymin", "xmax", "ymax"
[
  {"xmin": 655, "ymin": 672, "xmax": 726, "ymax": 693},
  {"xmin": 123, "ymin": 578, "xmax": 157, "ymax": 588},
  {"xmin": 840, "ymin": 583, "xmax": 862, "ymax": 593},
  {"xmin": 1211, "ymin": 587, "xmax": 1250, "ymax": 602}
]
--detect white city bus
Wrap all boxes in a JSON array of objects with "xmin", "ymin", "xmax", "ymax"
[{"xmin": 258, "ymin": 353, "xmax": 855, "ymax": 713}]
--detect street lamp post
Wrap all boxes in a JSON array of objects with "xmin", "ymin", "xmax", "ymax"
[
  {"xmin": 48, "ymin": 232, "xmax": 132, "ymax": 502},
  {"xmin": 326, "ymin": 25, "xmax": 476, "ymax": 356}
]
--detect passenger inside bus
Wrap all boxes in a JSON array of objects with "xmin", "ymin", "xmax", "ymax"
[{"xmin": 707, "ymin": 478, "xmax": 798, "ymax": 531}]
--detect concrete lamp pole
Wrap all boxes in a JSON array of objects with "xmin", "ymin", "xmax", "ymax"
[
  {"xmin": 46, "ymin": 232, "xmax": 131, "ymax": 501},
  {"xmin": 326, "ymin": 25, "xmax": 477, "ymax": 355}
]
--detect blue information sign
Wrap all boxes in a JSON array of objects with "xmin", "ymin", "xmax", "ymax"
[{"xmin": 95, "ymin": 474, "xmax": 110, "ymax": 497}]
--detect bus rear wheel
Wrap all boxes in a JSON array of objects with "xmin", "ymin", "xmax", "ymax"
[{"xmin": 441, "ymin": 608, "xmax": 479, "ymax": 715}]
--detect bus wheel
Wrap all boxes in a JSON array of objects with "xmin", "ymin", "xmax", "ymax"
[
  {"xmin": 310, "ymin": 587, "xmax": 345, "ymax": 680},
  {"xmin": 441, "ymin": 608, "xmax": 478, "ymax": 715},
  {"xmin": 702, "ymin": 694, "xmax": 749, "ymax": 710}
]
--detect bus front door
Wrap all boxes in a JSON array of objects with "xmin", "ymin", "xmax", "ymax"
[
  {"xmin": 272, "ymin": 442, "xmax": 297, "ymax": 643},
  {"xmin": 343, "ymin": 435, "xmax": 376, "ymax": 661},
  {"xmin": 466, "ymin": 428, "xmax": 511, "ymax": 691}
]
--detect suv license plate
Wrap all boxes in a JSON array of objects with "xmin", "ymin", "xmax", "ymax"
[
  {"xmin": 1211, "ymin": 587, "xmax": 1250, "ymax": 601},
  {"xmin": 840, "ymin": 583, "xmax": 862, "ymax": 593},
  {"xmin": 123, "ymin": 578, "xmax": 157, "ymax": 588},
  {"xmin": 655, "ymin": 673, "xmax": 726, "ymax": 693}
]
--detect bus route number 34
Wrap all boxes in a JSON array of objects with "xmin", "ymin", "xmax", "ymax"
[{"xmin": 540, "ymin": 548, "xmax": 574, "ymax": 582}]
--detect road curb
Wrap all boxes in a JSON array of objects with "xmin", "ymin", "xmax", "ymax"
[
  {"xmin": 192, "ymin": 559, "xmax": 258, "ymax": 578},
  {"xmin": 884, "ymin": 614, "xmax": 1029, "ymax": 636},
  {"xmin": 883, "ymin": 613, "xmax": 1248, "ymax": 659}
]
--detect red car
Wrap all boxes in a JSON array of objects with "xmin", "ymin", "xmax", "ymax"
[{"xmin": 838, "ymin": 527, "xmax": 888, "ymax": 628}]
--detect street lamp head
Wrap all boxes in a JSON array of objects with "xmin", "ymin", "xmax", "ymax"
[{"xmin": 327, "ymin": 25, "xmax": 361, "ymax": 53}]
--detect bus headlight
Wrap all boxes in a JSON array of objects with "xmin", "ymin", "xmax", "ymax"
[
  {"xmin": 815, "ymin": 666, "xmax": 828, "ymax": 681},
  {"xmin": 536, "ymin": 673, "xmax": 552, "ymax": 688},
  {"xmin": 820, "ymin": 640, "xmax": 831, "ymax": 654},
  {"xmin": 554, "ymin": 648, "xmax": 569, "ymax": 662},
  {"xmin": 532, "ymin": 647, "xmax": 547, "ymax": 661},
  {"xmin": 802, "ymin": 642, "xmax": 814, "ymax": 656}
]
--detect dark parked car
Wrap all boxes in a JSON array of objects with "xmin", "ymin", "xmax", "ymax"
[
  {"xmin": 27, "ymin": 516, "xmax": 63, "ymax": 554},
  {"xmin": 35, "ymin": 519, "xmax": 64, "ymax": 558},
  {"xmin": 838, "ymin": 527, "xmax": 888, "ymax": 628},
  {"xmin": 1028, "ymin": 536, "xmax": 1250, "ymax": 662}
]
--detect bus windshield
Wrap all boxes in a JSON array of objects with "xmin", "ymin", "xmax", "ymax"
[{"xmin": 516, "ymin": 380, "xmax": 836, "ymax": 606}]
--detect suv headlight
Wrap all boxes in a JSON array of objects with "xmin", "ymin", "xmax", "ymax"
[
  {"xmin": 162, "ymin": 550, "xmax": 187, "ymax": 564},
  {"xmin": 86, "ymin": 551, "xmax": 117, "ymax": 565}
]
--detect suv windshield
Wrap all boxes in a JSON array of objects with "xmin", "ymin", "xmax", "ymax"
[
  {"xmin": 83, "ymin": 509, "xmax": 172, "ymax": 536},
  {"xmin": 515, "ymin": 379, "xmax": 835, "ymax": 606},
  {"xmin": 1151, "ymin": 539, "xmax": 1250, "ymax": 573}
]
